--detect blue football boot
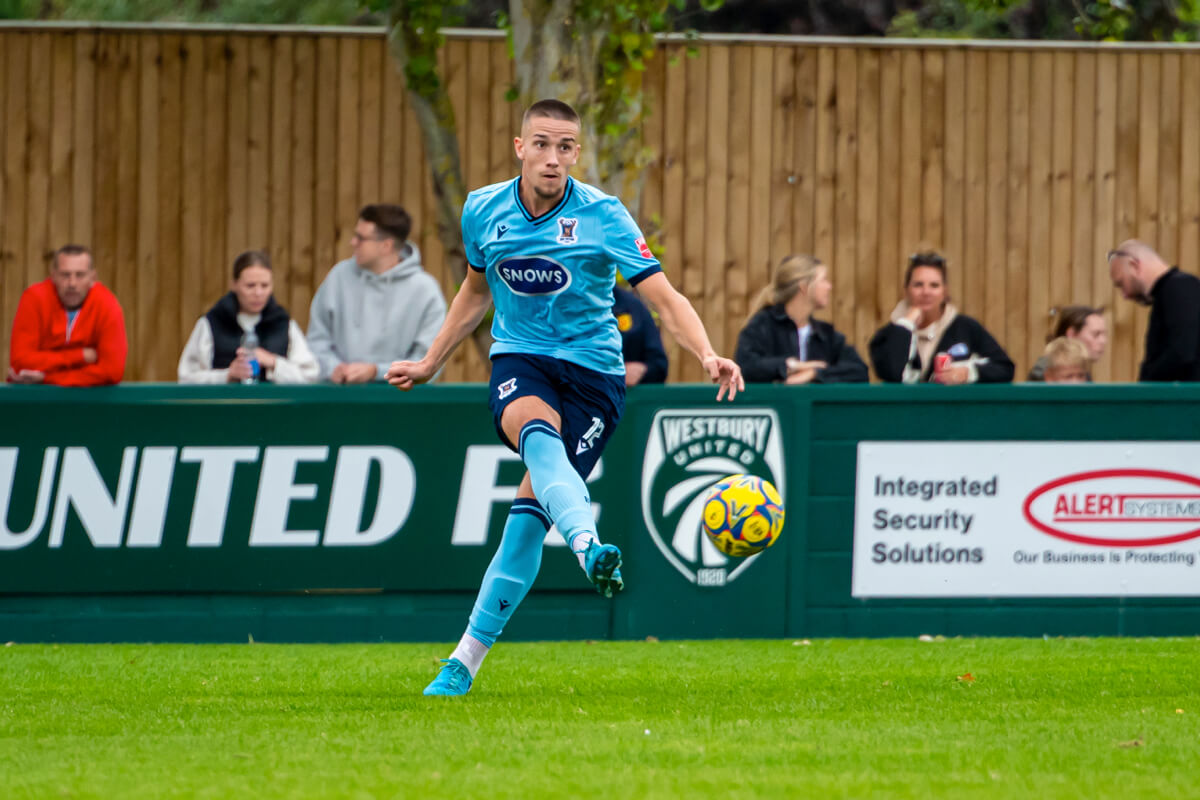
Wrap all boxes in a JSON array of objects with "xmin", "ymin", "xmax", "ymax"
[
  {"xmin": 583, "ymin": 541, "xmax": 624, "ymax": 598},
  {"xmin": 423, "ymin": 658, "xmax": 473, "ymax": 696}
]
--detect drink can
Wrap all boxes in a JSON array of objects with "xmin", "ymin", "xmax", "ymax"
[{"xmin": 934, "ymin": 353, "xmax": 951, "ymax": 372}]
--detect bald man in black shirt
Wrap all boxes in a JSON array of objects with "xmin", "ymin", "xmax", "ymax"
[{"xmin": 1108, "ymin": 240, "xmax": 1200, "ymax": 382}]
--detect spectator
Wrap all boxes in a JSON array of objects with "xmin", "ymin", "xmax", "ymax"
[
  {"xmin": 7, "ymin": 244, "xmax": 127, "ymax": 386},
  {"xmin": 1027, "ymin": 305, "xmax": 1108, "ymax": 382},
  {"xmin": 869, "ymin": 251, "xmax": 1014, "ymax": 384},
  {"xmin": 613, "ymin": 284, "xmax": 668, "ymax": 385},
  {"xmin": 734, "ymin": 254, "xmax": 868, "ymax": 384},
  {"xmin": 178, "ymin": 250, "xmax": 319, "ymax": 384},
  {"xmin": 1041, "ymin": 338, "xmax": 1091, "ymax": 384},
  {"xmin": 307, "ymin": 204, "xmax": 446, "ymax": 384},
  {"xmin": 1108, "ymin": 240, "xmax": 1200, "ymax": 382}
]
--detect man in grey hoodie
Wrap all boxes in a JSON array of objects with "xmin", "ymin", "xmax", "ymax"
[{"xmin": 307, "ymin": 204, "xmax": 447, "ymax": 383}]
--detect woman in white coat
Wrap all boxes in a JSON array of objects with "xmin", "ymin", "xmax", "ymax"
[{"xmin": 178, "ymin": 250, "xmax": 319, "ymax": 384}]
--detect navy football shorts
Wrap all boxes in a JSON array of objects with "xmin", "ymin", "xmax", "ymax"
[{"xmin": 487, "ymin": 353, "xmax": 625, "ymax": 481}]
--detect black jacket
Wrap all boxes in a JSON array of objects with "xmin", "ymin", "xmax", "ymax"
[
  {"xmin": 1140, "ymin": 267, "xmax": 1200, "ymax": 382},
  {"xmin": 869, "ymin": 313, "xmax": 1015, "ymax": 383},
  {"xmin": 613, "ymin": 286, "xmax": 668, "ymax": 384},
  {"xmin": 204, "ymin": 292, "xmax": 291, "ymax": 370},
  {"xmin": 734, "ymin": 305, "xmax": 869, "ymax": 384}
]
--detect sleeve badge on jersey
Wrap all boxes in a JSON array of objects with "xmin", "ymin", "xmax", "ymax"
[{"xmin": 635, "ymin": 237, "xmax": 653, "ymax": 259}]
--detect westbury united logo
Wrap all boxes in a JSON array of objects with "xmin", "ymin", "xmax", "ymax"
[
  {"xmin": 641, "ymin": 409, "xmax": 785, "ymax": 587},
  {"xmin": 557, "ymin": 217, "xmax": 578, "ymax": 245}
]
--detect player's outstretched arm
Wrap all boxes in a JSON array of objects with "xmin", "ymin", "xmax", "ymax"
[
  {"xmin": 386, "ymin": 268, "xmax": 492, "ymax": 391},
  {"xmin": 633, "ymin": 272, "xmax": 744, "ymax": 401}
]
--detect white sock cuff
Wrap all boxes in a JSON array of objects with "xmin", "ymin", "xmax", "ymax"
[{"xmin": 450, "ymin": 632, "xmax": 491, "ymax": 678}]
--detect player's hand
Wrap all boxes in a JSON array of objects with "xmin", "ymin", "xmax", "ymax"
[
  {"xmin": 82, "ymin": 347, "xmax": 98, "ymax": 364},
  {"xmin": 386, "ymin": 359, "xmax": 435, "ymax": 392},
  {"xmin": 702, "ymin": 355, "xmax": 744, "ymax": 402},
  {"xmin": 7, "ymin": 367, "xmax": 45, "ymax": 384}
]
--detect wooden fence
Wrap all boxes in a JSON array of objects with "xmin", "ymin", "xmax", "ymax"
[{"xmin": 2, "ymin": 26, "xmax": 1199, "ymax": 383}]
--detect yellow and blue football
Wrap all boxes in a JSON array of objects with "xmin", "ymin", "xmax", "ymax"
[{"xmin": 701, "ymin": 474, "xmax": 785, "ymax": 558}]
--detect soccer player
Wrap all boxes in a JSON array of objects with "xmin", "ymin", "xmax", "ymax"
[{"xmin": 386, "ymin": 99, "xmax": 743, "ymax": 696}]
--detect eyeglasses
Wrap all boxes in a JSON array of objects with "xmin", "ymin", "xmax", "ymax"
[{"xmin": 351, "ymin": 232, "xmax": 387, "ymax": 244}]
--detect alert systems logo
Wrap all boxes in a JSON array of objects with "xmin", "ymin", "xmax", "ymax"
[{"xmin": 1023, "ymin": 469, "xmax": 1200, "ymax": 548}]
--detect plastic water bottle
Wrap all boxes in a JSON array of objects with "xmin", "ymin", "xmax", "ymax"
[{"xmin": 240, "ymin": 330, "xmax": 260, "ymax": 385}]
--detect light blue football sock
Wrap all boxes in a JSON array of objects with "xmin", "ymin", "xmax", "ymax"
[
  {"xmin": 517, "ymin": 421, "xmax": 597, "ymax": 553},
  {"xmin": 466, "ymin": 498, "xmax": 550, "ymax": 647}
]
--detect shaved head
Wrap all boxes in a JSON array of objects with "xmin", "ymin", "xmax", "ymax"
[
  {"xmin": 1108, "ymin": 239, "xmax": 1170, "ymax": 305},
  {"xmin": 1109, "ymin": 239, "xmax": 1164, "ymax": 266}
]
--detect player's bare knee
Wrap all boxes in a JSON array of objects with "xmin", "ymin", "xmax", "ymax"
[{"xmin": 501, "ymin": 396, "xmax": 561, "ymax": 444}]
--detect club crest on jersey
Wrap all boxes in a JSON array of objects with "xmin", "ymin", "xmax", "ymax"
[
  {"xmin": 497, "ymin": 377, "xmax": 518, "ymax": 399},
  {"xmin": 497, "ymin": 256, "xmax": 573, "ymax": 296},
  {"xmin": 557, "ymin": 217, "xmax": 579, "ymax": 245}
]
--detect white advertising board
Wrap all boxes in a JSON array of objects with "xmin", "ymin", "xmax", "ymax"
[{"xmin": 852, "ymin": 442, "xmax": 1200, "ymax": 597}]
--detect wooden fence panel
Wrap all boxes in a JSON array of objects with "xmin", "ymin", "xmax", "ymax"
[
  {"xmin": 1091, "ymin": 52, "xmax": 1118, "ymax": 383},
  {"xmin": 1005, "ymin": 52, "xmax": 1030, "ymax": 370},
  {"xmin": 1, "ymin": 29, "xmax": 1198, "ymax": 385}
]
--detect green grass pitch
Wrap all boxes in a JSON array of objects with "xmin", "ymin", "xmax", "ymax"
[{"xmin": 3, "ymin": 638, "xmax": 1199, "ymax": 799}]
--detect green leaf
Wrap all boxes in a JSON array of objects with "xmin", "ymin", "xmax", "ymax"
[{"xmin": 407, "ymin": 54, "xmax": 433, "ymax": 76}]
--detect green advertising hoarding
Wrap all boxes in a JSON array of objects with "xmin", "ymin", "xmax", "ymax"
[
  {"xmin": 5, "ymin": 382, "xmax": 1200, "ymax": 643},
  {"xmin": 0, "ymin": 385, "xmax": 626, "ymax": 593}
]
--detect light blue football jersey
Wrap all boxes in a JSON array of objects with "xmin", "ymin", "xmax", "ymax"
[{"xmin": 462, "ymin": 176, "xmax": 662, "ymax": 375}]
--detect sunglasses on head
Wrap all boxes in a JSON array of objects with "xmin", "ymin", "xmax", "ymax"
[{"xmin": 908, "ymin": 252, "xmax": 946, "ymax": 269}]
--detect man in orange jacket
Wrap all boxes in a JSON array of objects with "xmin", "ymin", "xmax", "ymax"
[{"xmin": 8, "ymin": 244, "xmax": 128, "ymax": 386}]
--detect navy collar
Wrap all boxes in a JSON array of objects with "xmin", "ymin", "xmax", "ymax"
[{"xmin": 513, "ymin": 176, "xmax": 575, "ymax": 226}]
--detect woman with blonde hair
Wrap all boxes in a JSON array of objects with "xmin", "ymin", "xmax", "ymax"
[{"xmin": 734, "ymin": 254, "xmax": 868, "ymax": 384}]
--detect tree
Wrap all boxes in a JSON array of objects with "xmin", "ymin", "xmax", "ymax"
[{"xmin": 375, "ymin": 0, "xmax": 718, "ymax": 291}]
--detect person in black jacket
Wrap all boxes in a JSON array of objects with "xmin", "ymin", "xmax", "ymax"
[
  {"xmin": 1108, "ymin": 240, "xmax": 1200, "ymax": 382},
  {"xmin": 734, "ymin": 254, "xmax": 868, "ymax": 384},
  {"xmin": 869, "ymin": 251, "xmax": 1014, "ymax": 384},
  {"xmin": 613, "ymin": 284, "xmax": 668, "ymax": 385}
]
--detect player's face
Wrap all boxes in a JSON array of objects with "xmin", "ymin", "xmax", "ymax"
[
  {"xmin": 51, "ymin": 252, "xmax": 96, "ymax": 311},
  {"xmin": 515, "ymin": 115, "xmax": 581, "ymax": 200},
  {"xmin": 905, "ymin": 266, "xmax": 946, "ymax": 317},
  {"xmin": 1069, "ymin": 314, "xmax": 1107, "ymax": 361},
  {"xmin": 232, "ymin": 264, "xmax": 273, "ymax": 315}
]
